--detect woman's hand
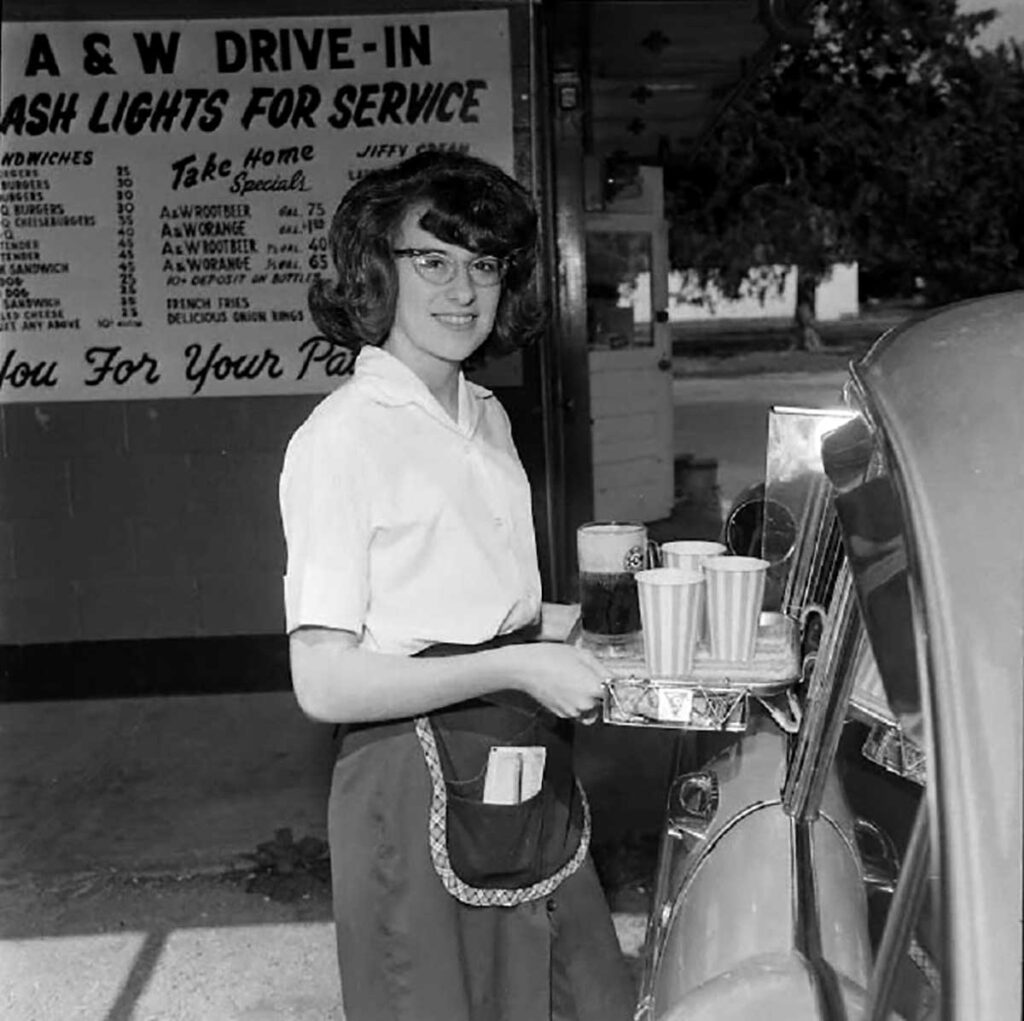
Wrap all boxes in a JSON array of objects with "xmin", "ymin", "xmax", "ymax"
[{"xmin": 493, "ymin": 642, "xmax": 608, "ymax": 721}]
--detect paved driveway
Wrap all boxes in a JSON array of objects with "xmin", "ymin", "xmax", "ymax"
[{"xmin": 673, "ymin": 370, "xmax": 849, "ymax": 509}]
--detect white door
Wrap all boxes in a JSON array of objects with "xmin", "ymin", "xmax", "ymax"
[{"xmin": 585, "ymin": 201, "xmax": 674, "ymax": 523}]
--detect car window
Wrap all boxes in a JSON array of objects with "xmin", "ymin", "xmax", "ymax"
[
  {"xmin": 765, "ymin": 399, "xmax": 942, "ymax": 1018},
  {"xmin": 816, "ymin": 403, "xmax": 940, "ymax": 1019},
  {"xmin": 822, "ymin": 415, "xmax": 923, "ymax": 747}
]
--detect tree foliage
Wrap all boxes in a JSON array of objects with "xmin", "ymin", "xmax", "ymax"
[{"xmin": 666, "ymin": 0, "xmax": 1024, "ymax": 306}]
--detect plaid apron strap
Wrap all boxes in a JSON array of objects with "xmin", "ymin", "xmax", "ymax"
[{"xmin": 414, "ymin": 715, "xmax": 591, "ymax": 908}]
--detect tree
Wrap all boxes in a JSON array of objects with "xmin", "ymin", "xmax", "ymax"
[{"xmin": 665, "ymin": 0, "xmax": 1024, "ymax": 329}]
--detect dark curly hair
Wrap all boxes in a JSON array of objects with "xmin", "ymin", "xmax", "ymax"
[{"xmin": 308, "ymin": 150, "xmax": 545, "ymax": 359}]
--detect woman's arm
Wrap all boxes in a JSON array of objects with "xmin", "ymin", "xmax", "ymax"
[{"xmin": 289, "ymin": 626, "xmax": 608, "ymax": 724}]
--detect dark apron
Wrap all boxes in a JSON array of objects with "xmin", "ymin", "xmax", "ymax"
[{"xmin": 327, "ymin": 631, "xmax": 635, "ymax": 1021}]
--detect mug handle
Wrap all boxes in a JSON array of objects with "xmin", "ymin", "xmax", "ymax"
[{"xmin": 646, "ymin": 539, "xmax": 661, "ymax": 568}]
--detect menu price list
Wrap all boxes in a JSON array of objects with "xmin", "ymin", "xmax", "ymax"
[
  {"xmin": 111, "ymin": 164, "xmax": 141, "ymax": 329},
  {"xmin": 0, "ymin": 164, "xmax": 85, "ymax": 339},
  {"xmin": 153, "ymin": 196, "xmax": 345, "ymax": 397},
  {"xmin": 1, "ymin": 164, "xmax": 331, "ymax": 337},
  {"xmin": 2, "ymin": 161, "xmax": 330, "ymax": 396},
  {"xmin": 157, "ymin": 196, "xmax": 324, "ymax": 329}
]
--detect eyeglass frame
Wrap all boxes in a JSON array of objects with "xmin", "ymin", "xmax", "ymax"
[{"xmin": 392, "ymin": 248, "xmax": 507, "ymax": 288}]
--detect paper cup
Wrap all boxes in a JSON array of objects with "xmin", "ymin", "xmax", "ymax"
[
  {"xmin": 660, "ymin": 541, "xmax": 726, "ymax": 640},
  {"xmin": 703, "ymin": 556, "xmax": 769, "ymax": 662},
  {"xmin": 660, "ymin": 540, "xmax": 727, "ymax": 573},
  {"xmin": 636, "ymin": 568, "xmax": 705, "ymax": 678}
]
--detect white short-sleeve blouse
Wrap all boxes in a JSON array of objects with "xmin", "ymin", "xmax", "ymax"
[{"xmin": 279, "ymin": 345, "xmax": 542, "ymax": 655}]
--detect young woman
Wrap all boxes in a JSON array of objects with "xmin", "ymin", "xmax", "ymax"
[{"xmin": 279, "ymin": 150, "xmax": 635, "ymax": 1020}]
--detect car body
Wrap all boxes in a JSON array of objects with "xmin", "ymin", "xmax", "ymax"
[{"xmin": 638, "ymin": 292, "xmax": 1024, "ymax": 1020}]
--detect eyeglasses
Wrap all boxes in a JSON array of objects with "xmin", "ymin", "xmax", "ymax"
[{"xmin": 392, "ymin": 248, "xmax": 506, "ymax": 288}]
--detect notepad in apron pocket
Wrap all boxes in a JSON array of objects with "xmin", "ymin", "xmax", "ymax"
[{"xmin": 483, "ymin": 746, "xmax": 547, "ymax": 804}]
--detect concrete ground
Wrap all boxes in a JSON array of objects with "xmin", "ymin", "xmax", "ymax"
[
  {"xmin": 1, "ymin": 868, "xmax": 649, "ymax": 1021},
  {"xmin": 0, "ymin": 691, "xmax": 340, "ymax": 1020},
  {"xmin": 672, "ymin": 367, "xmax": 850, "ymax": 511},
  {"xmin": 2, "ymin": 871, "xmax": 344, "ymax": 1021}
]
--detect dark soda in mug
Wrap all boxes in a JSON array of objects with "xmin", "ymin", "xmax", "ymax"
[
  {"xmin": 576, "ymin": 522, "xmax": 650, "ymax": 653},
  {"xmin": 579, "ymin": 571, "xmax": 641, "ymax": 642}
]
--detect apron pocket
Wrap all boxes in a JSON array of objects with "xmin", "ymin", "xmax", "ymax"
[
  {"xmin": 433, "ymin": 704, "xmax": 546, "ymax": 803},
  {"xmin": 417, "ymin": 699, "xmax": 585, "ymax": 898},
  {"xmin": 445, "ymin": 786, "xmax": 551, "ymax": 889}
]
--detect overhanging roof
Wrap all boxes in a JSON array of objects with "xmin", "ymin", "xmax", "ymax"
[{"xmin": 565, "ymin": 0, "xmax": 814, "ymax": 164}]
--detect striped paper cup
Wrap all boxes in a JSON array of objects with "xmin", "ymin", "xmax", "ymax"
[
  {"xmin": 659, "ymin": 540, "xmax": 727, "ymax": 573},
  {"xmin": 660, "ymin": 541, "xmax": 726, "ymax": 640},
  {"xmin": 636, "ymin": 568, "xmax": 705, "ymax": 678},
  {"xmin": 703, "ymin": 556, "xmax": 769, "ymax": 662}
]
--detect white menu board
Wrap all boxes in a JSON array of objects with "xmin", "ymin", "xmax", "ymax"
[{"xmin": 0, "ymin": 11, "xmax": 513, "ymax": 402}]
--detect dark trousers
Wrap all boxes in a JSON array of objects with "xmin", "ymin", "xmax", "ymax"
[{"xmin": 328, "ymin": 721, "xmax": 636, "ymax": 1021}]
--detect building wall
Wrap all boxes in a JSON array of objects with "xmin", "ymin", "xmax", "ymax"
[
  {"xmin": 0, "ymin": 0, "xmax": 549, "ymax": 650},
  {"xmin": 0, "ymin": 395, "xmax": 318, "ymax": 643}
]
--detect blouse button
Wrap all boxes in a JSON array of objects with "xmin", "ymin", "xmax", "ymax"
[{"xmin": 545, "ymin": 897, "xmax": 557, "ymax": 913}]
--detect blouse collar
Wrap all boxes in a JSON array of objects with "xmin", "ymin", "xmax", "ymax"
[{"xmin": 354, "ymin": 345, "xmax": 493, "ymax": 436}]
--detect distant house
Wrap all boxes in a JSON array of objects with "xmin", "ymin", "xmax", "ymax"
[{"xmin": 626, "ymin": 264, "xmax": 860, "ymax": 324}]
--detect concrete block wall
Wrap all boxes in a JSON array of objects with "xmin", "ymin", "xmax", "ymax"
[{"xmin": 0, "ymin": 395, "xmax": 321, "ymax": 644}]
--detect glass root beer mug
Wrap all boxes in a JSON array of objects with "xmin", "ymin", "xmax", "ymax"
[{"xmin": 576, "ymin": 521, "xmax": 657, "ymax": 656}]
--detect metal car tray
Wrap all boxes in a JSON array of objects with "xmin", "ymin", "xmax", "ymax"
[{"xmin": 598, "ymin": 612, "xmax": 801, "ymax": 731}]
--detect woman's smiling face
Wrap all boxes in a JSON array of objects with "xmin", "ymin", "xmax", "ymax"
[{"xmin": 385, "ymin": 203, "xmax": 502, "ymax": 375}]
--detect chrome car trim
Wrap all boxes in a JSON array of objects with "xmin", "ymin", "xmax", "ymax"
[
  {"xmin": 641, "ymin": 797, "xmax": 782, "ymax": 1004},
  {"xmin": 789, "ymin": 813, "xmax": 807, "ymax": 959},
  {"xmin": 864, "ymin": 800, "xmax": 931, "ymax": 1021},
  {"xmin": 818, "ymin": 810, "xmax": 858, "ymax": 860},
  {"xmin": 792, "ymin": 815, "xmax": 848, "ymax": 1021},
  {"xmin": 873, "ymin": 452, "xmax": 945, "ymax": 1015},
  {"xmin": 849, "ymin": 355, "xmax": 951, "ymax": 1014},
  {"xmin": 632, "ymin": 994, "xmax": 653, "ymax": 1021},
  {"xmin": 783, "ymin": 562, "xmax": 863, "ymax": 822},
  {"xmin": 635, "ymin": 768, "xmax": 721, "ymax": 1010},
  {"xmin": 666, "ymin": 797, "xmax": 779, "ymax": 899},
  {"xmin": 852, "ymin": 816, "xmax": 900, "ymax": 896},
  {"xmin": 859, "ymin": 721, "xmax": 926, "ymax": 787},
  {"xmin": 665, "ymin": 770, "xmax": 720, "ymax": 843},
  {"xmin": 762, "ymin": 406, "xmax": 858, "ymax": 620}
]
